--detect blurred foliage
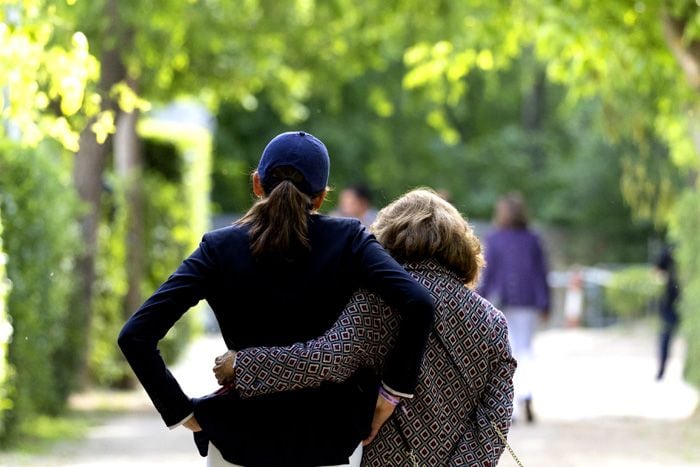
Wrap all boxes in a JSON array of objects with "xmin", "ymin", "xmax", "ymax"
[
  {"xmin": 60, "ymin": 0, "xmax": 389, "ymax": 122},
  {"xmin": 0, "ymin": 1, "xmax": 111, "ymax": 149},
  {"xmin": 89, "ymin": 176, "xmax": 128, "ymax": 386},
  {"xmin": 14, "ymin": 412, "xmax": 93, "ymax": 454},
  {"xmin": 141, "ymin": 172, "xmax": 198, "ymax": 363},
  {"xmin": 387, "ymin": 0, "xmax": 700, "ymax": 223},
  {"xmin": 139, "ymin": 119, "xmax": 211, "ymax": 360},
  {"xmin": 604, "ymin": 266, "xmax": 663, "ymax": 319},
  {"xmin": 213, "ymin": 62, "xmax": 655, "ymax": 264},
  {"xmin": 0, "ymin": 207, "xmax": 11, "ymax": 438},
  {"xmin": 0, "ymin": 141, "xmax": 83, "ymax": 442},
  {"xmin": 89, "ymin": 126, "xmax": 209, "ymax": 386},
  {"xmin": 671, "ymin": 190, "xmax": 700, "ymax": 387}
]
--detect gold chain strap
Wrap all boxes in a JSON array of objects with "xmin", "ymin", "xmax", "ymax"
[{"xmin": 491, "ymin": 421, "xmax": 525, "ymax": 467}]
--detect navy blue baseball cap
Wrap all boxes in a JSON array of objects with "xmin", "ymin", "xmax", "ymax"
[{"xmin": 257, "ymin": 131, "xmax": 330, "ymax": 195}]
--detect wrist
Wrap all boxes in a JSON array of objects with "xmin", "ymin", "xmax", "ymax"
[
  {"xmin": 380, "ymin": 382, "xmax": 414, "ymax": 399},
  {"xmin": 378, "ymin": 386, "xmax": 401, "ymax": 406}
]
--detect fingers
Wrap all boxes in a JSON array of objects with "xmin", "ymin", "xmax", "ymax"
[
  {"xmin": 214, "ymin": 369, "xmax": 225, "ymax": 385},
  {"xmin": 212, "ymin": 361, "xmax": 233, "ymax": 386},
  {"xmin": 212, "ymin": 350, "xmax": 236, "ymax": 386},
  {"xmin": 214, "ymin": 354, "xmax": 227, "ymax": 365},
  {"xmin": 183, "ymin": 417, "xmax": 203, "ymax": 432},
  {"xmin": 212, "ymin": 363, "xmax": 224, "ymax": 385}
]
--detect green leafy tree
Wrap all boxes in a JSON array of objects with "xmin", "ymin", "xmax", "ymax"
[
  {"xmin": 362, "ymin": 0, "xmax": 700, "ymax": 383},
  {"xmin": 0, "ymin": 1, "xmax": 110, "ymax": 149},
  {"xmin": 671, "ymin": 191, "xmax": 700, "ymax": 386}
]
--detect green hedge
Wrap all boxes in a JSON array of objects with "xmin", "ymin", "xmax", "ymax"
[
  {"xmin": 0, "ymin": 207, "xmax": 12, "ymax": 438},
  {"xmin": 139, "ymin": 121, "xmax": 211, "ymax": 364},
  {"xmin": 672, "ymin": 189, "xmax": 700, "ymax": 387},
  {"xmin": 89, "ymin": 122, "xmax": 211, "ymax": 386},
  {"xmin": 89, "ymin": 168, "xmax": 199, "ymax": 385},
  {"xmin": 0, "ymin": 142, "xmax": 83, "ymax": 441},
  {"xmin": 89, "ymin": 178, "xmax": 129, "ymax": 386},
  {"xmin": 604, "ymin": 266, "xmax": 663, "ymax": 319},
  {"xmin": 142, "ymin": 170, "xmax": 200, "ymax": 361}
]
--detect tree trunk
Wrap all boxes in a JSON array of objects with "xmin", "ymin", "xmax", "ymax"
[
  {"xmin": 72, "ymin": 127, "xmax": 108, "ymax": 385},
  {"xmin": 114, "ymin": 97, "xmax": 145, "ymax": 328},
  {"xmin": 662, "ymin": 10, "xmax": 700, "ymax": 183},
  {"xmin": 71, "ymin": 0, "xmax": 126, "ymax": 384},
  {"xmin": 662, "ymin": 13, "xmax": 700, "ymax": 92},
  {"xmin": 522, "ymin": 67, "xmax": 547, "ymax": 169}
]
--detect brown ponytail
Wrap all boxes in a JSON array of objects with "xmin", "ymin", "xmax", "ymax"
[{"xmin": 236, "ymin": 166, "xmax": 321, "ymax": 257}]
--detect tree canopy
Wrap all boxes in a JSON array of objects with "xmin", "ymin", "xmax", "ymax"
[{"xmin": 0, "ymin": 1, "xmax": 112, "ymax": 149}]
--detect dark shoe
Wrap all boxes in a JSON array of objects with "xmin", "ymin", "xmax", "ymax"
[{"xmin": 656, "ymin": 366, "xmax": 665, "ymax": 381}]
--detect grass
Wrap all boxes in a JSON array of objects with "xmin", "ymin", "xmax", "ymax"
[
  {"xmin": 0, "ymin": 387, "xmax": 143, "ymax": 456},
  {"xmin": 681, "ymin": 409, "xmax": 700, "ymax": 462},
  {"xmin": 13, "ymin": 412, "xmax": 99, "ymax": 454}
]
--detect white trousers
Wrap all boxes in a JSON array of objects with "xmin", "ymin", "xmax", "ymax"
[
  {"xmin": 206, "ymin": 442, "xmax": 363, "ymax": 467},
  {"xmin": 502, "ymin": 306, "xmax": 539, "ymax": 404}
]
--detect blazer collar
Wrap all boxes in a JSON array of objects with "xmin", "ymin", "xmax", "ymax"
[{"xmin": 402, "ymin": 259, "xmax": 465, "ymax": 285}]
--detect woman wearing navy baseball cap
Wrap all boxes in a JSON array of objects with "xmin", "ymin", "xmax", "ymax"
[{"xmin": 118, "ymin": 131, "xmax": 435, "ymax": 467}]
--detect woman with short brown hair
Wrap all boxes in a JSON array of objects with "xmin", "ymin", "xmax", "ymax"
[
  {"xmin": 216, "ymin": 189, "xmax": 516, "ymax": 467},
  {"xmin": 371, "ymin": 188, "xmax": 484, "ymax": 287}
]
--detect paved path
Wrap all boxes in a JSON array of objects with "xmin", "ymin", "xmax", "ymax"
[
  {"xmin": 498, "ymin": 325, "xmax": 699, "ymax": 467},
  {"xmin": 1, "ymin": 325, "xmax": 698, "ymax": 466},
  {"xmin": 0, "ymin": 336, "xmax": 228, "ymax": 467}
]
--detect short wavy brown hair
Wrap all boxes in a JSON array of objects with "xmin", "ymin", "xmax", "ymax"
[{"xmin": 371, "ymin": 189, "xmax": 485, "ymax": 287}]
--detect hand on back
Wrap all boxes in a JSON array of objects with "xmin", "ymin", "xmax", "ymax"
[{"xmin": 213, "ymin": 349, "xmax": 237, "ymax": 385}]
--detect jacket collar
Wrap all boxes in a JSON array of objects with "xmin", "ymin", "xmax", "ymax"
[{"xmin": 402, "ymin": 259, "xmax": 465, "ymax": 284}]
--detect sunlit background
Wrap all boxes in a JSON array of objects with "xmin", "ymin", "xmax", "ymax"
[{"xmin": 0, "ymin": 0, "xmax": 699, "ymax": 465}]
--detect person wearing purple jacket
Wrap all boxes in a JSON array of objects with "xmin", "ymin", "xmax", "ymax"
[{"xmin": 479, "ymin": 192, "xmax": 550, "ymax": 424}]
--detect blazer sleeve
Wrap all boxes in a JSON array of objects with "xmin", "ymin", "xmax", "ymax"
[
  {"xmin": 472, "ymin": 310, "xmax": 517, "ymax": 464},
  {"xmin": 233, "ymin": 290, "xmax": 390, "ymax": 399},
  {"xmin": 117, "ymin": 235, "xmax": 218, "ymax": 427},
  {"xmin": 351, "ymin": 224, "xmax": 435, "ymax": 397}
]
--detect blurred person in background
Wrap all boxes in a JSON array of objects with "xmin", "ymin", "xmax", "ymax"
[
  {"xmin": 214, "ymin": 189, "xmax": 516, "ymax": 466},
  {"xmin": 118, "ymin": 131, "xmax": 434, "ymax": 467},
  {"xmin": 655, "ymin": 244, "xmax": 680, "ymax": 381},
  {"xmin": 479, "ymin": 192, "xmax": 550, "ymax": 424},
  {"xmin": 564, "ymin": 267, "xmax": 584, "ymax": 328},
  {"xmin": 336, "ymin": 184, "xmax": 377, "ymax": 226}
]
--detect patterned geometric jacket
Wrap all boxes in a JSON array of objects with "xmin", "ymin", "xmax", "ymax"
[{"xmin": 233, "ymin": 260, "xmax": 516, "ymax": 467}]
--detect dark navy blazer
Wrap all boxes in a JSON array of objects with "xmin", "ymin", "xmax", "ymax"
[{"xmin": 118, "ymin": 215, "xmax": 434, "ymax": 467}]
